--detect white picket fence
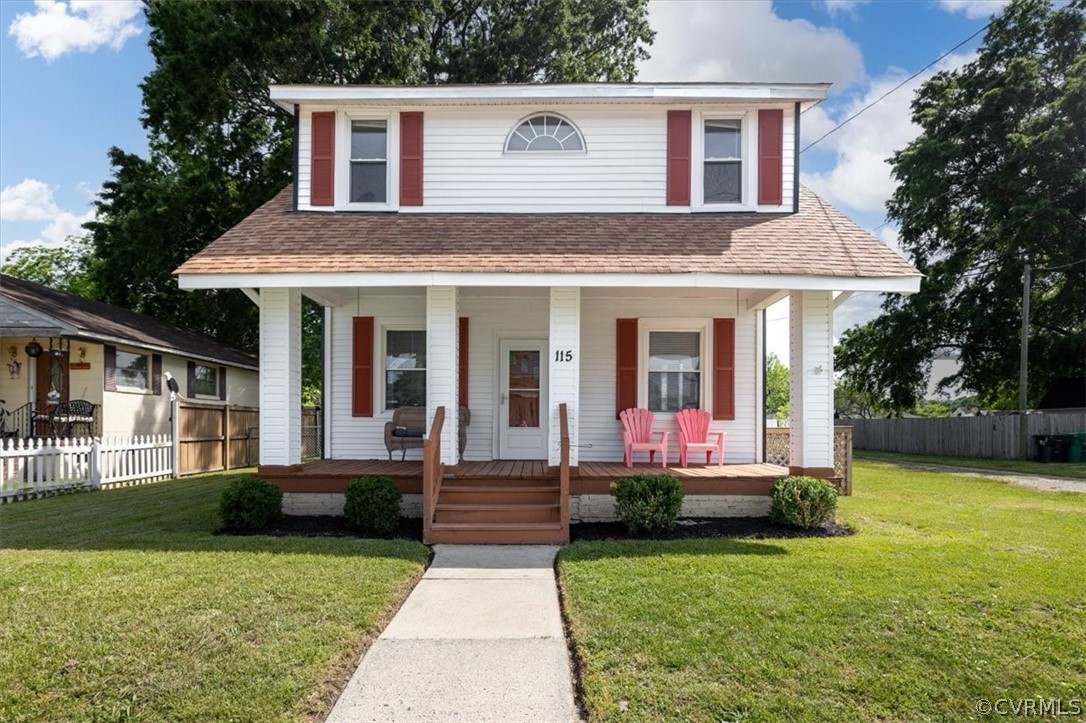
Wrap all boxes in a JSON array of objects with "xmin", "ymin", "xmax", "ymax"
[{"xmin": 1, "ymin": 435, "xmax": 175, "ymax": 502}]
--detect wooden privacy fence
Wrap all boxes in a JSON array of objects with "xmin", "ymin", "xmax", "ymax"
[
  {"xmin": 1, "ymin": 435, "xmax": 173, "ymax": 502},
  {"xmin": 766, "ymin": 427, "xmax": 854, "ymax": 495},
  {"xmin": 177, "ymin": 402, "xmax": 259, "ymax": 474},
  {"xmin": 848, "ymin": 409, "xmax": 1086, "ymax": 459}
]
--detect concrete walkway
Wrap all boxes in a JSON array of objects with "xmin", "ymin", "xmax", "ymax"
[{"xmin": 325, "ymin": 545, "xmax": 579, "ymax": 723}]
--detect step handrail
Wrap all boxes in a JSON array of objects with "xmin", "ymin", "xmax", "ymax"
[{"xmin": 422, "ymin": 406, "xmax": 445, "ymax": 542}]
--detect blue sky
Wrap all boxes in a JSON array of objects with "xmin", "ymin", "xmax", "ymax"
[{"xmin": 0, "ymin": 0, "xmax": 1007, "ymax": 356}]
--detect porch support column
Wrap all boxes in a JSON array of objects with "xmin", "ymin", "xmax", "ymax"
[
  {"xmin": 788, "ymin": 290, "xmax": 835, "ymax": 477},
  {"xmin": 259, "ymin": 287, "xmax": 303, "ymax": 468},
  {"xmin": 427, "ymin": 286, "xmax": 459, "ymax": 466},
  {"xmin": 548, "ymin": 287, "xmax": 581, "ymax": 467}
]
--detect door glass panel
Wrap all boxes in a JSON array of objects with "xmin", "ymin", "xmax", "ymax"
[{"xmin": 508, "ymin": 350, "xmax": 540, "ymax": 427}]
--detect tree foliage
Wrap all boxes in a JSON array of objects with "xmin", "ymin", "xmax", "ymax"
[
  {"xmin": 88, "ymin": 0, "xmax": 653, "ymax": 374},
  {"xmin": 765, "ymin": 353, "xmax": 790, "ymax": 420},
  {"xmin": 1, "ymin": 238, "xmax": 98, "ymax": 298},
  {"xmin": 836, "ymin": 0, "xmax": 1085, "ymax": 411}
]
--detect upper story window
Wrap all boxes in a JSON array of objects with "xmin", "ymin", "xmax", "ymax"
[
  {"xmin": 350, "ymin": 120, "xmax": 387, "ymax": 203},
  {"xmin": 505, "ymin": 114, "xmax": 584, "ymax": 153},
  {"xmin": 704, "ymin": 119, "xmax": 742, "ymax": 204}
]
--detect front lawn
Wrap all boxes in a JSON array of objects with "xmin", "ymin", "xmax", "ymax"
[
  {"xmin": 0, "ymin": 472, "xmax": 429, "ymax": 723},
  {"xmin": 559, "ymin": 460, "xmax": 1086, "ymax": 722},
  {"xmin": 856, "ymin": 449, "xmax": 1086, "ymax": 480}
]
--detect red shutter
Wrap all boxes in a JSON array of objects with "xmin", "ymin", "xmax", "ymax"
[
  {"xmin": 352, "ymin": 317, "xmax": 374, "ymax": 417},
  {"xmin": 616, "ymin": 318, "xmax": 638, "ymax": 418},
  {"xmin": 400, "ymin": 111, "xmax": 424, "ymax": 206},
  {"xmin": 712, "ymin": 318, "xmax": 735, "ymax": 420},
  {"xmin": 458, "ymin": 317, "xmax": 469, "ymax": 408},
  {"xmin": 310, "ymin": 111, "xmax": 336, "ymax": 206},
  {"xmin": 666, "ymin": 110, "xmax": 691, "ymax": 206},
  {"xmin": 757, "ymin": 109, "xmax": 784, "ymax": 206},
  {"xmin": 103, "ymin": 345, "xmax": 116, "ymax": 392}
]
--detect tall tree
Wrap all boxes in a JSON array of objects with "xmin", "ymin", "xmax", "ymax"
[
  {"xmin": 836, "ymin": 0, "xmax": 1086, "ymax": 410},
  {"xmin": 1, "ymin": 238, "xmax": 97, "ymax": 298},
  {"xmin": 88, "ymin": 0, "xmax": 653, "ymax": 357},
  {"xmin": 765, "ymin": 353, "xmax": 790, "ymax": 421}
]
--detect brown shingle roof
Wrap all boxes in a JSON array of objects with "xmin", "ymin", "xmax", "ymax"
[
  {"xmin": 175, "ymin": 186, "xmax": 919, "ymax": 279},
  {"xmin": 0, "ymin": 274, "xmax": 257, "ymax": 370}
]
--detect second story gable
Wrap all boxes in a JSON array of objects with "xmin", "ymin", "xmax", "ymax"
[{"xmin": 271, "ymin": 83, "xmax": 828, "ymax": 215}]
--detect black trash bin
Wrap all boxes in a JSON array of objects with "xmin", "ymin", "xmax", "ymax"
[
  {"xmin": 1033, "ymin": 435, "xmax": 1053, "ymax": 462},
  {"xmin": 1050, "ymin": 435, "xmax": 1072, "ymax": 463}
]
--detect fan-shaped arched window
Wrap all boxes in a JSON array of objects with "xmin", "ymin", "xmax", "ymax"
[{"xmin": 505, "ymin": 114, "xmax": 585, "ymax": 153}]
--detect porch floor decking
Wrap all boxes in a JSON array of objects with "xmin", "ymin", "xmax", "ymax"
[{"xmin": 289, "ymin": 458, "xmax": 786, "ymax": 480}]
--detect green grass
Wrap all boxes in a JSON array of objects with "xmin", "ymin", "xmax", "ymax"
[
  {"xmin": 559, "ymin": 460, "xmax": 1086, "ymax": 722},
  {"xmin": 855, "ymin": 450, "xmax": 1086, "ymax": 479},
  {"xmin": 0, "ymin": 472, "xmax": 428, "ymax": 723}
]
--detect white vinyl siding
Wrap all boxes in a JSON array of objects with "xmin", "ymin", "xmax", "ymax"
[{"xmin": 296, "ymin": 102, "xmax": 796, "ymax": 213}]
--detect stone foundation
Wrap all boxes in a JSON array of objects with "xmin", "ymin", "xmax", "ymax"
[
  {"xmin": 283, "ymin": 492, "xmax": 423, "ymax": 518},
  {"xmin": 569, "ymin": 494, "xmax": 771, "ymax": 522}
]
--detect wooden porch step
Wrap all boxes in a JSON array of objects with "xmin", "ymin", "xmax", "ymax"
[
  {"xmin": 443, "ymin": 476, "xmax": 556, "ymax": 487},
  {"xmin": 434, "ymin": 502, "xmax": 560, "ymax": 524},
  {"xmin": 427, "ymin": 521, "xmax": 567, "ymax": 545},
  {"xmin": 437, "ymin": 485, "xmax": 560, "ymax": 505}
]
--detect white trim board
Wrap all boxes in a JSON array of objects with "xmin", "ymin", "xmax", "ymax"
[{"xmin": 179, "ymin": 272, "xmax": 921, "ymax": 294}]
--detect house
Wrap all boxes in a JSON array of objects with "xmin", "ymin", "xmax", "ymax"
[
  {"xmin": 175, "ymin": 82, "xmax": 921, "ymax": 543},
  {"xmin": 0, "ymin": 273, "xmax": 258, "ymax": 439}
]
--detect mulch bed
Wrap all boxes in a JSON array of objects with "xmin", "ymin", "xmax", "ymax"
[
  {"xmin": 219, "ymin": 515, "xmax": 851, "ymax": 542},
  {"xmin": 218, "ymin": 515, "xmax": 423, "ymax": 540},
  {"xmin": 569, "ymin": 516, "xmax": 853, "ymax": 542}
]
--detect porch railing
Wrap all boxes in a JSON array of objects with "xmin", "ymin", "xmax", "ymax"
[
  {"xmin": 558, "ymin": 403, "xmax": 571, "ymax": 541},
  {"xmin": 765, "ymin": 426, "xmax": 853, "ymax": 495},
  {"xmin": 422, "ymin": 406, "xmax": 445, "ymax": 542}
]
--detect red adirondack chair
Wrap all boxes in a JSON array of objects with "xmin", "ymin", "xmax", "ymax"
[
  {"xmin": 619, "ymin": 408, "xmax": 669, "ymax": 467},
  {"xmin": 676, "ymin": 409, "xmax": 725, "ymax": 467}
]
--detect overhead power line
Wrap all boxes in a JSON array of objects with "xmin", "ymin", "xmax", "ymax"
[{"xmin": 800, "ymin": 21, "xmax": 992, "ymax": 155}]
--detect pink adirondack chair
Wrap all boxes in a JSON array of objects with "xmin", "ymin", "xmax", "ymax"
[
  {"xmin": 676, "ymin": 409, "xmax": 725, "ymax": 467},
  {"xmin": 619, "ymin": 408, "xmax": 669, "ymax": 467}
]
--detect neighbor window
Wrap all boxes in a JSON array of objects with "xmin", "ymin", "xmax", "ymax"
[
  {"xmin": 505, "ymin": 114, "xmax": 584, "ymax": 152},
  {"xmin": 647, "ymin": 332, "xmax": 701, "ymax": 413},
  {"xmin": 193, "ymin": 364, "xmax": 219, "ymax": 397},
  {"xmin": 350, "ymin": 119, "xmax": 387, "ymax": 203},
  {"xmin": 704, "ymin": 119, "xmax": 742, "ymax": 204},
  {"xmin": 385, "ymin": 330, "xmax": 426, "ymax": 409},
  {"xmin": 116, "ymin": 350, "xmax": 149, "ymax": 390}
]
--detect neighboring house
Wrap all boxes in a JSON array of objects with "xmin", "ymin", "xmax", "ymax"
[
  {"xmin": 0, "ymin": 274, "xmax": 258, "ymax": 439},
  {"xmin": 176, "ymin": 82, "xmax": 921, "ymax": 543}
]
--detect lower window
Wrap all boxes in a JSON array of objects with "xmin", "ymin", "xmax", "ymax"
[
  {"xmin": 385, "ymin": 330, "xmax": 426, "ymax": 409},
  {"xmin": 193, "ymin": 364, "xmax": 219, "ymax": 397},
  {"xmin": 647, "ymin": 331, "xmax": 701, "ymax": 412},
  {"xmin": 116, "ymin": 350, "xmax": 149, "ymax": 390}
]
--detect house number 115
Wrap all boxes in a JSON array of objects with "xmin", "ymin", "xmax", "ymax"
[{"xmin": 554, "ymin": 350, "xmax": 574, "ymax": 363}]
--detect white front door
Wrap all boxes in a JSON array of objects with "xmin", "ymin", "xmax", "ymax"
[{"xmin": 498, "ymin": 339, "xmax": 549, "ymax": 460}]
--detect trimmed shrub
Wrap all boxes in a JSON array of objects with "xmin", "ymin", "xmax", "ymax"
[
  {"xmin": 770, "ymin": 476, "xmax": 837, "ymax": 529},
  {"xmin": 344, "ymin": 476, "xmax": 401, "ymax": 536},
  {"xmin": 219, "ymin": 475, "xmax": 282, "ymax": 531},
  {"xmin": 610, "ymin": 474, "xmax": 685, "ymax": 536}
]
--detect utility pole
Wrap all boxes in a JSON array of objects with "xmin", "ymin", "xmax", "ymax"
[{"xmin": 1018, "ymin": 263, "xmax": 1031, "ymax": 460}]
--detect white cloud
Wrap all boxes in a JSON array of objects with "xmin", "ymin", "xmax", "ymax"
[
  {"xmin": 801, "ymin": 53, "xmax": 972, "ymax": 215},
  {"xmin": 818, "ymin": 1, "xmax": 872, "ymax": 16},
  {"xmin": 938, "ymin": 0, "xmax": 1011, "ymax": 19},
  {"xmin": 0, "ymin": 179, "xmax": 61, "ymax": 221},
  {"xmin": 0, "ymin": 179, "xmax": 93, "ymax": 252},
  {"xmin": 640, "ymin": 0, "xmax": 866, "ymax": 89},
  {"xmin": 8, "ymin": 0, "xmax": 143, "ymax": 62}
]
